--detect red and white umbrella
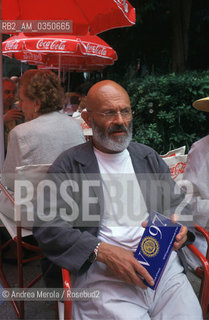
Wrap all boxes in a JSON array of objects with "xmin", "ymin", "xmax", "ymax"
[
  {"xmin": 2, "ymin": 0, "xmax": 136, "ymax": 35},
  {"xmin": 3, "ymin": 33, "xmax": 117, "ymax": 71},
  {"xmin": 0, "ymin": 0, "xmax": 136, "ymax": 168}
]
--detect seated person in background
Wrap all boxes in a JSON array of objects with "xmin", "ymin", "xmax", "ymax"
[
  {"xmin": 33, "ymin": 80, "xmax": 202, "ymax": 320},
  {"xmin": 0, "ymin": 70, "xmax": 85, "ymax": 257},
  {"xmin": 61, "ymin": 92, "xmax": 79, "ymax": 115},
  {"xmin": 3, "ymin": 77, "xmax": 23, "ymax": 149},
  {"xmin": 10, "ymin": 75, "xmax": 19, "ymax": 86},
  {"xmin": 1, "ymin": 69, "xmax": 85, "ymax": 222},
  {"xmin": 75, "ymin": 81, "xmax": 95, "ymax": 112},
  {"xmin": 72, "ymin": 81, "xmax": 94, "ymax": 137},
  {"xmin": 182, "ymin": 96, "xmax": 209, "ymax": 269},
  {"xmin": 69, "ymin": 94, "xmax": 80, "ymax": 113},
  {"xmin": 10, "ymin": 75, "xmax": 20, "ymax": 104}
]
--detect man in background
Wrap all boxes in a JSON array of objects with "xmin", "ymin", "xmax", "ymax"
[
  {"xmin": 183, "ymin": 96, "xmax": 209, "ymax": 269},
  {"xmin": 3, "ymin": 78, "xmax": 23, "ymax": 149},
  {"xmin": 72, "ymin": 81, "xmax": 94, "ymax": 137}
]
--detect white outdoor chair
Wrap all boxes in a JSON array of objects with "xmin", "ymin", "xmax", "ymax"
[
  {"xmin": 0, "ymin": 164, "xmax": 49, "ymax": 318},
  {"xmin": 0, "ymin": 164, "xmax": 73, "ymax": 319},
  {"xmin": 0, "ymin": 182, "xmax": 44, "ymax": 318}
]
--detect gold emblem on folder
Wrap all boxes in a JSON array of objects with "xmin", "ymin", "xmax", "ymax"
[{"xmin": 141, "ymin": 236, "xmax": 159, "ymax": 257}]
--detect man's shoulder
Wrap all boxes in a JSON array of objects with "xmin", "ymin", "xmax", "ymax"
[
  {"xmin": 128, "ymin": 142, "xmax": 169, "ymax": 173},
  {"xmin": 128, "ymin": 141, "xmax": 158, "ymax": 158},
  {"xmin": 61, "ymin": 141, "xmax": 90, "ymax": 158},
  {"xmin": 49, "ymin": 141, "xmax": 160, "ymax": 173},
  {"xmin": 49, "ymin": 141, "xmax": 91, "ymax": 172}
]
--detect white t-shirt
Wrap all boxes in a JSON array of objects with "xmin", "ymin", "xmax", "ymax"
[{"xmin": 94, "ymin": 147, "xmax": 149, "ymax": 251}]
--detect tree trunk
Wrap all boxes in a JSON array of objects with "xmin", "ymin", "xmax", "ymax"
[{"xmin": 172, "ymin": 0, "xmax": 192, "ymax": 73}]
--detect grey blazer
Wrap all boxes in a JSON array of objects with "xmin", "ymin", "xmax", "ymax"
[
  {"xmin": 33, "ymin": 140, "xmax": 194, "ymax": 288},
  {"xmin": 2, "ymin": 111, "xmax": 85, "ymax": 191}
]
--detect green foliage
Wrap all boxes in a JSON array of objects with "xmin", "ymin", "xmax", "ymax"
[{"xmin": 123, "ymin": 70, "xmax": 209, "ymax": 154}]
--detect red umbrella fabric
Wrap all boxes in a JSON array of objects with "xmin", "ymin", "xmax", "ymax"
[
  {"xmin": 2, "ymin": 0, "xmax": 136, "ymax": 35},
  {"xmin": 2, "ymin": 33, "xmax": 117, "ymax": 71},
  {"xmin": 0, "ymin": 0, "xmax": 135, "ymax": 169}
]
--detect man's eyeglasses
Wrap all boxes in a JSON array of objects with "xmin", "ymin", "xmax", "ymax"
[{"xmin": 87, "ymin": 109, "xmax": 133, "ymax": 120}]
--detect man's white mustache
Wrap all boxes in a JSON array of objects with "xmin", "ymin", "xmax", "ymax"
[{"xmin": 108, "ymin": 125, "xmax": 128, "ymax": 134}]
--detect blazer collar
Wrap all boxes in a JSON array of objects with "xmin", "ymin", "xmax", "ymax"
[
  {"xmin": 73, "ymin": 140, "xmax": 150, "ymax": 173},
  {"xmin": 74, "ymin": 140, "xmax": 100, "ymax": 173},
  {"xmin": 128, "ymin": 142, "xmax": 151, "ymax": 174},
  {"xmin": 73, "ymin": 140, "xmax": 104, "ymax": 213}
]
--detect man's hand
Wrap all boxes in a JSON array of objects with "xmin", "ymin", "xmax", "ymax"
[
  {"xmin": 4, "ymin": 109, "xmax": 23, "ymax": 123},
  {"xmin": 142, "ymin": 214, "xmax": 188, "ymax": 251},
  {"xmin": 97, "ymin": 242, "xmax": 154, "ymax": 289},
  {"xmin": 170, "ymin": 214, "xmax": 188, "ymax": 250},
  {"xmin": 173, "ymin": 225, "xmax": 188, "ymax": 250}
]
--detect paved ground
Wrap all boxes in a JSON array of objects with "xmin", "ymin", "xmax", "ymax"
[
  {"xmin": 0, "ymin": 260, "xmax": 55, "ymax": 320},
  {"xmin": 0, "ymin": 259, "xmax": 208, "ymax": 320}
]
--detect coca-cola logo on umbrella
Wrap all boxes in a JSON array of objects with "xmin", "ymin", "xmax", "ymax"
[
  {"xmin": 36, "ymin": 40, "xmax": 67, "ymax": 51},
  {"xmin": 82, "ymin": 42, "xmax": 107, "ymax": 56},
  {"xmin": 5, "ymin": 41, "xmax": 19, "ymax": 51},
  {"xmin": 2, "ymin": 33, "xmax": 118, "ymax": 70}
]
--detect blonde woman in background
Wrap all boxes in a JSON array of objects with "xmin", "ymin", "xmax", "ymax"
[{"xmin": 2, "ymin": 69, "xmax": 85, "ymax": 191}]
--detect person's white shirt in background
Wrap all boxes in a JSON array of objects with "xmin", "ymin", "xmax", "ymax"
[
  {"xmin": 182, "ymin": 135, "xmax": 209, "ymax": 269},
  {"xmin": 72, "ymin": 109, "xmax": 93, "ymax": 137}
]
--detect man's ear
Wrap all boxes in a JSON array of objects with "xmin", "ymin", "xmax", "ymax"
[{"xmin": 81, "ymin": 110, "xmax": 92, "ymax": 128}]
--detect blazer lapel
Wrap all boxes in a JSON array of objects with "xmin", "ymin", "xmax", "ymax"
[
  {"xmin": 74, "ymin": 141, "xmax": 104, "ymax": 215},
  {"xmin": 128, "ymin": 143, "xmax": 153, "ymax": 214}
]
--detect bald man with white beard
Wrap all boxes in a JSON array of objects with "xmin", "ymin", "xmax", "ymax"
[{"xmin": 34, "ymin": 80, "xmax": 202, "ymax": 320}]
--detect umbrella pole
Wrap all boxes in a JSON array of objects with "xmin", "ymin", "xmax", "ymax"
[
  {"xmin": 58, "ymin": 54, "xmax": 61, "ymax": 79},
  {"xmin": 67, "ymin": 72, "xmax": 70, "ymax": 92},
  {"xmin": 0, "ymin": 0, "xmax": 5, "ymax": 171},
  {"xmin": 20, "ymin": 62, "xmax": 23, "ymax": 76},
  {"xmin": 62, "ymin": 69, "xmax": 65, "ymax": 83}
]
